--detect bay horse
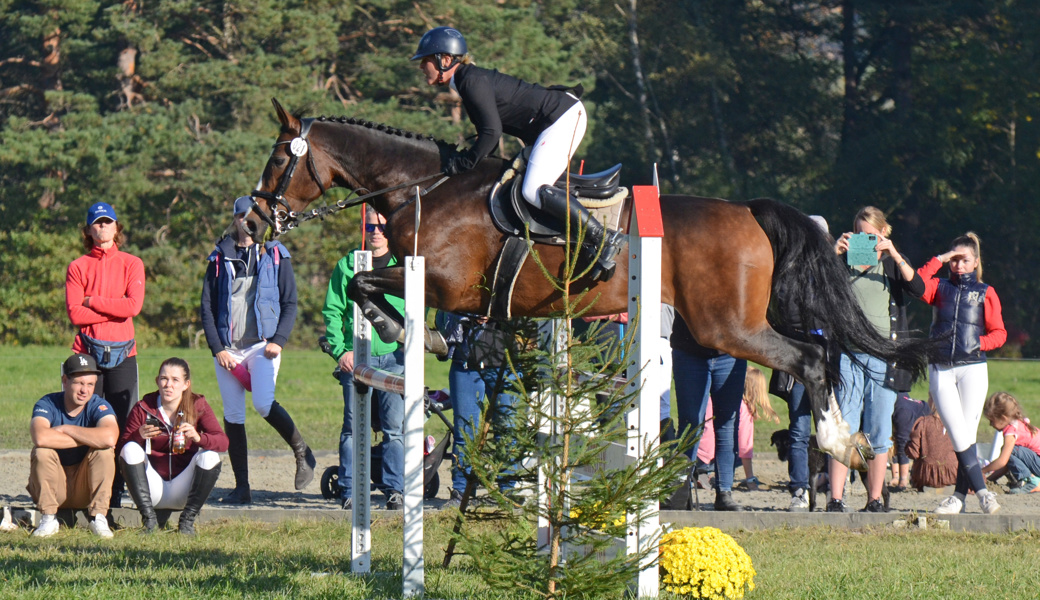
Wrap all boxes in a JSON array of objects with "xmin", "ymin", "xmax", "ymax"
[{"xmin": 245, "ymin": 98, "xmax": 931, "ymax": 469}]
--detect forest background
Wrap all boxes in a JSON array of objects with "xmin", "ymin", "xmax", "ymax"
[{"xmin": 3, "ymin": 0, "xmax": 1039, "ymax": 356}]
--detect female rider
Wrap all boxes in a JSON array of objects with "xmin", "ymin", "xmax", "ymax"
[{"xmin": 411, "ymin": 26, "xmax": 623, "ymax": 282}]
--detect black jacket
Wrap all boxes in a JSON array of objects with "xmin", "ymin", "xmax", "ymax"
[{"xmin": 452, "ymin": 63, "xmax": 578, "ymax": 168}]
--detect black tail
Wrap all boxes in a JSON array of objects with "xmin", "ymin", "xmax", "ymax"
[{"xmin": 743, "ymin": 198, "xmax": 931, "ymax": 385}]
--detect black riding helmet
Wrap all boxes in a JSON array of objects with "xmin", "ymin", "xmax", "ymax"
[{"xmin": 410, "ymin": 26, "xmax": 467, "ymax": 72}]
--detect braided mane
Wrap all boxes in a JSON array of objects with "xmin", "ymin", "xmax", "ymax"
[{"xmin": 314, "ymin": 115, "xmax": 453, "ymax": 148}]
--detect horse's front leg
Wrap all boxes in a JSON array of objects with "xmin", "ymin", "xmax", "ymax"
[{"xmin": 347, "ymin": 266, "xmax": 447, "ymax": 356}]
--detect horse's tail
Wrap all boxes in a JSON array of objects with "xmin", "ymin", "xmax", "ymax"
[{"xmin": 743, "ymin": 198, "xmax": 930, "ymax": 383}]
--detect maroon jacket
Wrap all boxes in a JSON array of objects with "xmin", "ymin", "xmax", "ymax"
[{"xmin": 118, "ymin": 392, "xmax": 228, "ymax": 480}]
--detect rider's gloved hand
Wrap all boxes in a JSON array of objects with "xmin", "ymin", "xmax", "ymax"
[{"xmin": 444, "ymin": 149, "xmax": 476, "ymax": 175}]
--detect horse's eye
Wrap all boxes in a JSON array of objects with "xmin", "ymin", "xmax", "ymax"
[{"xmin": 272, "ymin": 157, "xmax": 286, "ymax": 168}]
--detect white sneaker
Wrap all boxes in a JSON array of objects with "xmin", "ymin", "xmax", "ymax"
[
  {"xmin": 934, "ymin": 495, "xmax": 965, "ymax": 515},
  {"xmin": 788, "ymin": 489, "xmax": 809, "ymax": 512},
  {"xmin": 1, "ymin": 506, "xmax": 17, "ymax": 532},
  {"xmin": 32, "ymin": 514, "xmax": 59, "ymax": 537},
  {"xmin": 88, "ymin": 514, "xmax": 114, "ymax": 538},
  {"xmin": 977, "ymin": 490, "xmax": 1001, "ymax": 515}
]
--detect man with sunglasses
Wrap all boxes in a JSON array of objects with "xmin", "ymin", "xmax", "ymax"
[{"xmin": 322, "ymin": 206, "xmax": 407, "ymax": 510}]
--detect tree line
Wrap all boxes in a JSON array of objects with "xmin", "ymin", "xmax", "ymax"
[{"xmin": 2, "ymin": 0, "xmax": 1038, "ymax": 355}]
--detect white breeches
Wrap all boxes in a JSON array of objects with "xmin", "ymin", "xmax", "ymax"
[
  {"xmin": 522, "ymin": 100, "xmax": 588, "ymax": 207},
  {"xmin": 215, "ymin": 341, "xmax": 281, "ymax": 423},
  {"xmin": 929, "ymin": 362, "xmax": 989, "ymax": 452},
  {"xmin": 120, "ymin": 442, "xmax": 221, "ymax": 510}
]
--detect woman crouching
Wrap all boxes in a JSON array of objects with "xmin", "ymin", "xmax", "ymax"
[{"xmin": 118, "ymin": 358, "xmax": 228, "ymax": 534}]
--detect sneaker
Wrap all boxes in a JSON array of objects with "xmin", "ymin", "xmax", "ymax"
[
  {"xmin": 934, "ymin": 495, "xmax": 965, "ymax": 515},
  {"xmin": 32, "ymin": 514, "xmax": 59, "ymax": 538},
  {"xmin": 444, "ymin": 489, "xmax": 463, "ymax": 510},
  {"xmin": 1, "ymin": 506, "xmax": 17, "ymax": 532},
  {"xmin": 788, "ymin": 489, "xmax": 809, "ymax": 512},
  {"xmin": 862, "ymin": 498, "xmax": 888, "ymax": 513},
  {"xmin": 977, "ymin": 489, "xmax": 1000, "ymax": 515},
  {"xmin": 825, "ymin": 498, "xmax": 847, "ymax": 513},
  {"xmin": 385, "ymin": 492, "xmax": 403, "ymax": 511},
  {"xmin": 1010, "ymin": 475, "xmax": 1040, "ymax": 494},
  {"xmin": 744, "ymin": 476, "xmax": 761, "ymax": 492},
  {"xmin": 88, "ymin": 514, "xmax": 114, "ymax": 538}
]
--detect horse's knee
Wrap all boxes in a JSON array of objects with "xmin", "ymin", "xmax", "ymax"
[{"xmin": 346, "ymin": 273, "xmax": 368, "ymax": 303}]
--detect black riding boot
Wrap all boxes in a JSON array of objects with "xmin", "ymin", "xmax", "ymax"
[
  {"xmin": 264, "ymin": 401, "xmax": 316, "ymax": 490},
  {"xmin": 714, "ymin": 490, "xmax": 744, "ymax": 512},
  {"xmin": 179, "ymin": 463, "xmax": 222, "ymax": 536},
  {"xmin": 119, "ymin": 457, "xmax": 157, "ymax": 532},
  {"xmin": 538, "ymin": 185, "xmax": 624, "ymax": 282},
  {"xmin": 222, "ymin": 420, "xmax": 251, "ymax": 504}
]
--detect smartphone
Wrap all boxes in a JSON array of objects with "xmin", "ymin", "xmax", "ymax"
[
  {"xmin": 144, "ymin": 415, "xmax": 163, "ymax": 428},
  {"xmin": 846, "ymin": 232, "xmax": 878, "ymax": 266}
]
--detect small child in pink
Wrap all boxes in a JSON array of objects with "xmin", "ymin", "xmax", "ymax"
[
  {"xmin": 697, "ymin": 367, "xmax": 779, "ymax": 490},
  {"xmin": 982, "ymin": 391, "xmax": 1040, "ymax": 493}
]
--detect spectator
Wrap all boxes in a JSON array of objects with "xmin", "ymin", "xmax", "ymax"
[
  {"xmin": 671, "ymin": 315, "xmax": 747, "ymax": 511},
  {"xmin": 322, "ymin": 206, "xmax": 406, "ymax": 511},
  {"xmin": 905, "ymin": 397, "xmax": 958, "ymax": 490},
  {"xmin": 889, "ymin": 393, "xmax": 931, "ymax": 492},
  {"xmin": 829, "ymin": 206, "xmax": 924, "ymax": 513},
  {"xmin": 200, "ymin": 196, "xmax": 315, "ymax": 505},
  {"xmin": 27, "ymin": 354, "xmax": 119, "ymax": 538},
  {"xmin": 118, "ymin": 358, "xmax": 228, "ymax": 534},
  {"xmin": 65, "ymin": 201, "xmax": 145, "ymax": 508},
  {"xmin": 982, "ymin": 392, "xmax": 1040, "ymax": 493},
  {"xmin": 918, "ymin": 232, "xmax": 1006, "ymax": 515}
]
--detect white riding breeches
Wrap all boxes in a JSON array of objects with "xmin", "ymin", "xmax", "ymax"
[
  {"xmin": 521, "ymin": 99, "xmax": 588, "ymax": 207},
  {"xmin": 215, "ymin": 340, "xmax": 281, "ymax": 424},
  {"xmin": 929, "ymin": 362, "xmax": 989, "ymax": 452},
  {"xmin": 121, "ymin": 442, "xmax": 221, "ymax": 510}
]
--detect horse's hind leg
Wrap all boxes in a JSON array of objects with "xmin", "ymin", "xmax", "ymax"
[{"xmin": 716, "ymin": 326, "xmax": 873, "ymax": 471}]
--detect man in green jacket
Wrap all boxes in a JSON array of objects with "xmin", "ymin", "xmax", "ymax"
[{"xmin": 322, "ymin": 206, "xmax": 406, "ymax": 510}]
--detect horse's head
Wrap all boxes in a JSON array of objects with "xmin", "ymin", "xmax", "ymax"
[{"xmin": 245, "ymin": 98, "xmax": 332, "ymax": 242}]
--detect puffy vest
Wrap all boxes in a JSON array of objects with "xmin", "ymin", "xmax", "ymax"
[
  {"xmin": 209, "ymin": 239, "xmax": 289, "ymax": 348},
  {"xmin": 930, "ymin": 272, "xmax": 988, "ymax": 365}
]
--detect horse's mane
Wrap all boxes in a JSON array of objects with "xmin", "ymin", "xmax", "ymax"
[{"xmin": 310, "ymin": 115, "xmax": 454, "ymax": 151}]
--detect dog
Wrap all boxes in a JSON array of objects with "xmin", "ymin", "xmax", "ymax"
[{"xmin": 771, "ymin": 429, "xmax": 890, "ymax": 511}]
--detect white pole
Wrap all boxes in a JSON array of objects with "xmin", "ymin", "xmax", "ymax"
[
  {"xmin": 351, "ymin": 251, "xmax": 374, "ymax": 573},
  {"xmin": 401, "ymin": 256, "xmax": 426, "ymax": 598}
]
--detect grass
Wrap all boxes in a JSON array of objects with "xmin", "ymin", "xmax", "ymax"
[{"xmin": 0, "ymin": 517, "xmax": 1034, "ymax": 599}]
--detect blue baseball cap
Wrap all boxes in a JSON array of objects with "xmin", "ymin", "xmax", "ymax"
[
  {"xmin": 233, "ymin": 196, "xmax": 254, "ymax": 216},
  {"xmin": 86, "ymin": 202, "xmax": 117, "ymax": 225}
]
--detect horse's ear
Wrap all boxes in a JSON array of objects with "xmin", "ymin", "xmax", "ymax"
[{"xmin": 271, "ymin": 98, "xmax": 300, "ymax": 133}]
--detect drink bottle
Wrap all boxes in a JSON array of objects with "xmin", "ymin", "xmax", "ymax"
[{"xmin": 172, "ymin": 411, "xmax": 186, "ymax": 454}]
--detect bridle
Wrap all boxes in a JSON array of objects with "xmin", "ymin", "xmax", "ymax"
[{"xmin": 248, "ymin": 117, "xmax": 449, "ymax": 237}]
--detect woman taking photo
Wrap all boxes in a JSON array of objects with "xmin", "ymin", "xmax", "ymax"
[
  {"xmin": 918, "ymin": 233, "xmax": 1006, "ymax": 515},
  {"xmin": 118, "ymin": 358, "xmax": 228, "ymax": 534},
  {"xmin": 411, "ymin": 26, "xmax": 624, "ymax": 281}
]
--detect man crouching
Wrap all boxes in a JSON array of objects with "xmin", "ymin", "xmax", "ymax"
[{"xmin": 27, "ymin": 353, "xmax": 118, "ymax": 538}]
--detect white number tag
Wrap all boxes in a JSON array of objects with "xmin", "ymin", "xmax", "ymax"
[{"xmin": 289, "ymin": 137, "xmax": 308, "ymax": 157}]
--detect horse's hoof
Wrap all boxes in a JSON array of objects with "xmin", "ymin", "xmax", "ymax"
[
  {"xmin": 848, "ymin": 432, "xmax": 875, "ymax": 471},
  {"xmin": 424, "ymin": 328, "xmax": 449, "ymax": 357}
]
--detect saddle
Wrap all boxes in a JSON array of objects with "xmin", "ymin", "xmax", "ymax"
[
  {"xmin": 484, "ymin": 149, "xmax": 628, "ymax": 319},
  {"xmin": 489, "ymin": 147, "xmax": 627, "ymax": 243}
]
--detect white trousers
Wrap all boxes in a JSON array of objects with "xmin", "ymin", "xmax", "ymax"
[
  {"xmin": 215, "ymin": 341, "xmax": 281, "ymax": 424},
  {"xmin": 120, "ymin": 442, "xmax": 221, "ymax": 510},
  {"xmin": 521, "ymin": 100, "xmax": 588, "ymax": 207},
  {"xmin": 929, "ymin": 362, "xmax": 989, "ymax": 452}
]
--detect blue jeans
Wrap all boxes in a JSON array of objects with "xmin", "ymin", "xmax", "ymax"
[
  {"xmin": 672, "ymin": 348, "xmax": 747, "ymax": 492},
  {"xmin": 836, "ymin": 352, "xmax": 896, "ymax": 453},
  {"xmin": 786, "ymin": 382, "xmax": 812, "ymax": 492},
  {"xmin": 338, "ymin": 350, "xmax": 405, "ymax": 497},
  {"xmin": 449, "ymin": 362, "xmax": 518, "ymax": 493},
  {"xmin": 1008, "ymin": 446, "xmax": 1040, "ymax": 482}
]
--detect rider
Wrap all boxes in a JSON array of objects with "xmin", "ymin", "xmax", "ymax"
[{"xmin": 411, "ymin": 26, "xmax": 624, "ymax": 282}]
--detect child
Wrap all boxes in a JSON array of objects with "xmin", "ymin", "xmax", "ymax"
[
  {"xmin": 981, "ymin": 392, "xmax": 1040, "ymax": 493},
  {"xmin": 697, "ymin": 367, "xmax": 780, "ymax": 491},
  {"xmin": 889, "ymin": 393, "xmax": 932, "ymax": 492},
  {"xmin": 905, "ymin": 395, "xmax": 958, "ymax": 491}
]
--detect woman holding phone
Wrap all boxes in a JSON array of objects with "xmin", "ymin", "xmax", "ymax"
[
  {"xmin": 828, "ymin": 206, "xmax": 924, "ymax": 512},
  {"xmin": 117, "ymin": 358, "xmax": 228, "ymax": 534}
]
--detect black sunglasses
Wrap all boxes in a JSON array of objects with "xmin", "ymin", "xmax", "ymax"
[{"xmin": 365, "ymin": 223, "xmax": 386, "ymax": 233}]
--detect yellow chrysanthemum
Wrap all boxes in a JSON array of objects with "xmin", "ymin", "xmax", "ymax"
[{"xmin": 659, "ymin": 527, "xmax": 756, "ymax": 599}]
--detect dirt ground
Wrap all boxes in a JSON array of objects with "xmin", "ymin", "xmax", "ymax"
[{"xmin": 4, "ymin": 446, "xmax": 1040, "ymax": 516}]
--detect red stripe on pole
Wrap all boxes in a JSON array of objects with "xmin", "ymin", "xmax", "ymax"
[{"xmin": 631, "ymin": 185, "xmax": 664, "ymax": 237}]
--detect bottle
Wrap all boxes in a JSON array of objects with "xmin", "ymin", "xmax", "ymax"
[{"xmin": 172, "ymin": 411, "xmax": 186, "ymax": 454}]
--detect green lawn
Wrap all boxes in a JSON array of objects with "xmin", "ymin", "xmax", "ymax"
[{"xmin": 0, "ymin": 517, "xmax": 1034, "ymax": 599}]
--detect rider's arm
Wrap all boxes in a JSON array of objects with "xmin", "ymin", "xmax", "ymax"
[{"xmin": 457, "ymin": 70, "xmax": 503, "ymax": 165}]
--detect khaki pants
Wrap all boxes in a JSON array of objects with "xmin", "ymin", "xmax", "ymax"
[{"xmin": 27, "ymin": 447, "xmax": 115, "ymax": 517}]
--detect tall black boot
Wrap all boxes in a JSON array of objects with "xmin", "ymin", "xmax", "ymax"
[
  {"xmin": 264, "ymin": 401, "xmax": 316, "ymax": 490},
  {"xmin": 222, "ymin": 420, "xmax": 251, "ymax": 504},
  {"xmin": 179, "ymin": 463, "xmax": 221, "ymax": 535},
  {"xmin": 538, "ymin": 185, "xmax": 624, "ymax": 282},
  {"xmin": 118, "ymin": 457, "xmax": 157, "ymax": 532}
]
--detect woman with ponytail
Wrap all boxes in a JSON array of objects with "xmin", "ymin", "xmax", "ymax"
[{"xmin": 918, "ymin": 232, "xmax": 1007, "ymax": 515}]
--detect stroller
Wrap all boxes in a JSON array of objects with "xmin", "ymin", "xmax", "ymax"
[{"xmin": 318, "ymin": 335, "xmax": 456, "ymax": 501}]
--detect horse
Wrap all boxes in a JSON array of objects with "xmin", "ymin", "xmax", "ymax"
[{"xmin": 245, "ymin": 98, "xmax": 931, "ymax": 470}]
